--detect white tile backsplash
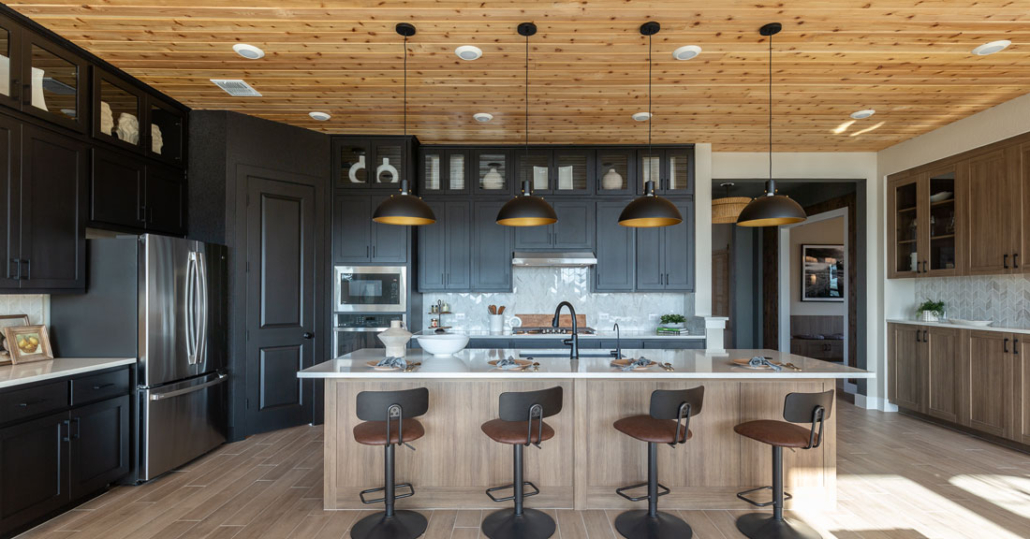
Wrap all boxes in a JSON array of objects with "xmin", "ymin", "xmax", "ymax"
[
  {"xmin": 915, "ymin": 275, "xmax": 1030, "ymax": 328},
  {"xmin": 422, "ymin": 267, "xmax": 697, "ymax": 333},
  {"xmin": 0, "ymin": 295, "xmax": 47, "ymax": 324}
]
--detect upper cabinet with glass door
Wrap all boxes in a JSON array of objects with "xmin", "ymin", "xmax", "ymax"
[
  {"xmin": 335, "ymin": 136, "xmax": 412, "ymax": 189},
  {"xmin": 888, "ymin": 173, "xmax": 921, "ymax": 279},
  {"xmin": 887, "ymin": 165, "xmax": 965, "ymax": 279},
  {"xmin": 0, "ymin": 14, "xmax": 21, "ymax": 110},
  {"xmin": 925, "ymin": 165, "xmax": 961, "ymax": 276},
  {"xmin": 514, "ymin": 148, "xmax": 593, "ymax": 195},
  {"xmin": 638, "ymin": 148, "xmax": 694, "ymax": 195},
  {"xmin": 92, "ymin": 67, "xmax": 145, "ymax": 152},
  {"xmin": 596, "ymin": 149, "xmax": 636, "ymax": 196},
  {"xmin": 419, "ymin": 148, "xmax": 469, "ymax": 195},
  {"xmin": 21, "ymin": 33, "xmax": 88, "ymax": 133},
  {"xmin": 473, "ymin": 149, "xmax": 512, "ymax": 195},
  {"xmin": 147, "ymin": 94, "xmax": 186, "ymax": 164}
]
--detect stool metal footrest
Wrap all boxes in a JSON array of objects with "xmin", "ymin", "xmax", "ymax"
[
  {"xmin": 736, "ymin": 485, "xmax": 792, "ymax": 508},
  {"xmin": 359, "ymin": 483, "xmax": 415, "ymax": 505},
  {"xmin": 486, "ymin": 481, "xmax": 540, "ymax": 503},
  {"xmin": 615, "ymin": 481, "xmax": 671, "ymax": 503}
]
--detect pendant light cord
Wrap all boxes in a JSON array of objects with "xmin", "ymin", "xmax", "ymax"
[
  {"xmin": 403, "ymin": 35, "xmax": 408, "ymax": 137},
  {"xmin": 525, "ymin": 30, "xmax": 530, "ymax": 191},
  {"xmin": 648, "ymin": 31, "xmax": 653, "ymax": 194},
  {"xmin": 767, "ymin": 30, "xmax": 773, "ymax": 194}
]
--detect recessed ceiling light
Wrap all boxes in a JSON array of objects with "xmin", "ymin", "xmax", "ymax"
[
  {"xmin": 309, "ymin": 111, "xmax": 331, "ymax": 121},
  {"xmin": 632, "ymin": 112, "xmax": 652, "ymax": 122},
  {"xmin": 672, "ymin": 45, "xmax": 702, "ymax": 61},
  {"xmin": 232, "ymin": 43, "xmax": 265, "ymax": 60},
  {"xmin": 455, "ymin": 45, "xmax": 483, "ymax": 61},
  {"xmin": 850, "ymin": 109, "xmax": 876, "ymax": 120},
  {"xmin": 972, "ymin": 40, "xmax": 1011, "ymax": 56},
  {"xmin": 473, "ymin": 112, "xmax": 493, "ymax": 123}
]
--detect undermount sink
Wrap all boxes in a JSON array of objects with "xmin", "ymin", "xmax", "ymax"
[{"xmin": 518, "ymin": 350, "xmax": 617, "ymax": 359}]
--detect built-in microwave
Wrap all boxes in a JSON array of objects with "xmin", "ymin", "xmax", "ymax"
[{"xmin": 334, "ymin": 266, "xmax": 407, "ymax": 312}]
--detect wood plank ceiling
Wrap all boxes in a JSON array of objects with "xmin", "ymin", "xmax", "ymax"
[{"xmin": 7, "ymin": 0, "xmax": 1029, "ymax": 151}]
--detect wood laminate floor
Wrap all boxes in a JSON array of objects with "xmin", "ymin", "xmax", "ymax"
[{"xmin": 15, "ymin": 401, "xmax": 1030, "ymax": 539}]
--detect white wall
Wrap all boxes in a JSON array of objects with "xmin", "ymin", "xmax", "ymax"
[{"xmin": 790, "ymin": 216, "xmax": 846, "ymax": 316}]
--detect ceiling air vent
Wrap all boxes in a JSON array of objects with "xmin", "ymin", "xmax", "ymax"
[{"xmin": 210, "ymin": 79, "xmax": 262, "ymax": 97}]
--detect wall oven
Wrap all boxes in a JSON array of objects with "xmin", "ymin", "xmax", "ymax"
[
  {"xmin": 333, "ymin": 313, "xmax": 406, "ymax": 358},
  {"xmin": 334, "ymin": 266, "xmax": 407, "ymax": 312}
]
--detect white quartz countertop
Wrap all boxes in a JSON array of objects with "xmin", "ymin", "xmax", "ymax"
[
  {"xmin": 458, "ymin": 330, "xmax": 704, "ymax": 340},
  {"xmin": 0, "ymin": 357, "xmax": 136, "ymax": 390},
  {"xmin": 298, "ymin": 348, "xmax": 872, "ymax": 380},
  {"xmin": 887, "ymin": 319, "xmax": 1030, "ymax": 335}
]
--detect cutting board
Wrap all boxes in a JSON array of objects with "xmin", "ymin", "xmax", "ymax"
[{"xmin": 516, "ymin": 313, "xmax": 587, "ymax": 328}]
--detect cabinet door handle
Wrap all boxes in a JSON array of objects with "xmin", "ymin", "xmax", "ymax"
[
  {"xmin": 72, "ymin": 417, "xmax": 81, "ymax": 440},
  {"xmin": 10, "ymin": 78, "xmax": 19, "ymax": 102},
  {"xmin": 373, "ymin": 246, "xmax": 376, "ymax": 259},
  {"xmin": 22, "ymin": 259, "xmax": 29, "ymax": 281},
  {"xmin": 16, "ymin": 398, "xmax": 48, "ymax": 408},
  {"xmin": 916, "ymin": 330, "xmax": 921, "ymax": 343},
  {"xmin": 92, "ymin": 383, "xmax": 115, "ymax": 390},
  {"xmin": 366, "ymin": 245, "xmax": 369, "ymax": 258},
  {"xmin": 1004, "ymin": 338, "xmax": 1010, "ymax": 353},
  {"xmin": 1015, "ymin": 253, "xmax": 1020, "ymax": 269},
  {"xmin": 62, "ymin": 419, "xmax": 71, "ymax": 443},
  {"xmin": 1015, "ymin": 339, "xmax": 1020, "ymax": 354},
  {"xmin": 923, "ymin": 330, "xmax": 928, "ymax": 341},
  {"xmin": 922, "ymin": 261, "xmax": 928, "ymax": 273},
  {"xmin": 10, "ymin": 258, "xmax": 20, "ymax": 280},
  {"xmin": 1004, "ymin": 254, "xmax": 1009, "ymax": 269}
]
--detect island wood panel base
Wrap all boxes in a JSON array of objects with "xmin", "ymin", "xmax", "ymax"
[{"xmin": 323, "ymin": 378, "xmax": 837, "ymax": 511}]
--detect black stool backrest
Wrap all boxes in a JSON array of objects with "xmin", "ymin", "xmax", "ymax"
[
  {"xmin": 356, "ymin": 387, "xmax": 430, "ymax": 421},
  {"xmin": 649, "ymin": 386, "xmax": 704, "ymax": 420},
  {"xmin": 498, "ymin": 386, "xmax": 563, "ymax": 447},
  {"xmin": 782, "ymin": 389, "xmax": 833, "ymax": 449}
]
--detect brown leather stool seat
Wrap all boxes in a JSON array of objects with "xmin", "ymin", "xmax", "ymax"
[
  {"xmin": 354, "ymin": 419, "xmax": 426, "ymax": 446},
  {"xmin": 614, "ymin": 415, "xmax": 693, "ymax": 444},
  {"xmin": 482, "ymin": 419, "xmax": 555, "ymax": 445},
  {"xmin": 733, "ymin": 420, "xmax": 818, "ymax": 448}
]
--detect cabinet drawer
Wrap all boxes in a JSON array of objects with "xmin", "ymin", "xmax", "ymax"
[
  {"xmin": 0, "ymin": 381, "xmax": 70, "ymax": 425},
  {"xmin": 72, "ymin": 368, "xmax": 131, "ymax": 406}
]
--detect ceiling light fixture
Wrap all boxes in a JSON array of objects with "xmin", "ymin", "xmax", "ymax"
[
  {"xmin": 232, "ymin": 43, "xmax": 265, "ymax": 60},
  {"xmin": 632, "ymin": 112, "xmax": 652, "ymax": 122},
  {"xmin": 972, "ymin": 40, "xmax": 1011, "ymax": 56},
  {"xmin": 619, "ymin": 22, "xmax": 684, "ymax": 228},
  {"xmin": 309, "ymin": 111, "xmax": 331, "ymax": 121},
  {"xmin": 455, "ymin": 45, "xmax": 483, "ymax": 61},
  {"xmin": 850, "ymin": 109, "xmax": 876, "ymax": 120},
  {"xmin": 736, "ymin": 23, "xmax": 806, "ymax": 228},
  {"xmin": 372, "ymin": 23, "xmax": 436, "ymax": 226},
  {"xmin": 712, "ymin": 183, "xmax": 751, "ymax": 224},
  {"xmin": 672, "ymin": 45, "xmax": 702, "ymax": 61},
  {"xmin": 473, "ymin": 112, "xmax": 494, "ymax": 123},
  {"xmin": 497, "ymin": 22, "xmax": 558, "ymax": 227}
]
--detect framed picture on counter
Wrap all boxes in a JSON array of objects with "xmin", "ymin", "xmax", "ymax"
[
  {"xmin": 3, "ymin": 324, "xmax": 54, "ymax": 364},
  {"xmin": 802, "ymin": 244, "xmax": 845, "ymax": 302},
  {"xmin": 0, "ymin": 314, "xmax": 31, "ymax": 366}
]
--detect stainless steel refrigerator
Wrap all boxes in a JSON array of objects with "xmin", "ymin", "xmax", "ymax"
[{"xmin": 51, "ymin": 234, "xmax": 229, "ymax": 482}]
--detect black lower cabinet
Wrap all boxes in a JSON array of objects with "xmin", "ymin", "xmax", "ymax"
[
  {"xmin": 70, "ymin": 396, "xmax": 130, "ymax": 500},
  {"xmin": 0, "ymin": 412, "xmax": 70, "ymax": 536}
]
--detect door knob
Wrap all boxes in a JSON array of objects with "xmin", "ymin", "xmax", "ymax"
[{"xmin": 302, "ymin": 332, "xmax": 314, "ymax": 339}]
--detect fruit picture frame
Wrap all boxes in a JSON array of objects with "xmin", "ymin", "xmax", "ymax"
[
  {"xmin": 3, "ymin": 325, "xmax": 53, "ymax": 364},
  {"xmin": 0, "ymin": 314, "xmax": 31, "ymax": 366}
]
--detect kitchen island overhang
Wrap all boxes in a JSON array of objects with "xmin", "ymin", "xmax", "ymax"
[{"xmin": 300, "ymin": 348, "xmax": 873, "ymax": 512}]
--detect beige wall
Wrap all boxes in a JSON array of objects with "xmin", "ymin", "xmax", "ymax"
[{"xmin": 790, "ymin": 216, "xmax": 846, "ymax": 316}]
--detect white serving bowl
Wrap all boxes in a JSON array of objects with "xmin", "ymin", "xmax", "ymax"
[
  {"xmin": 416, "ymin": 333, "xmax": 470, "ymax": 357},
  {"xmin": 946, "ymin": 319, "xmax": 992, "ymax": 327}
]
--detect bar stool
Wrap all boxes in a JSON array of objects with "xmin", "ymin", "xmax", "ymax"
[
  {"xmin": 733, "ymin": 389, "xmax": 834, "ymax": 539},
  {"xmin": 351, "ymin": 387, "xmax": 430, "ymax": 539},
  {"xmin": 480, "ymin": 386, "xmax": 564, "ymax": 539},
  {"xmin": 612, "ymin": 386, "xmax": 705, "ymax": 539}
]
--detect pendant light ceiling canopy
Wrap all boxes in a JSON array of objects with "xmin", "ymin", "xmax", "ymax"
[
  {"xmin": 619, "ymin": 22, "xmax": 683, "ymax": 229},
  {"xmin": 712, "ymin": 183, "xmax": 751, "ymax": 224},
  {"xmin": 736, "ymin": 23, "xmax": 806, "ymax": 228},
  {"xmin": 372, "ymin": 23, "xmax": 436, "ymax": 226},
  {"xmin": 496, "ymin": 22, "xmax": 558, "ymax": 228}
]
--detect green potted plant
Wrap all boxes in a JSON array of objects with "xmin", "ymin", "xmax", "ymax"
[
  {"xmin": 659, "ymin": 314, "xmax": 687, "ymax": 329},
  {"xmin": 916, "ymin": 300, "xmax": 946, "ymax": 322}
]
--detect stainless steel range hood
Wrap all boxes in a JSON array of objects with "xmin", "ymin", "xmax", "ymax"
[{"xmin": 512, "ymin": 251, "xmax": 598, "ymax": 267}]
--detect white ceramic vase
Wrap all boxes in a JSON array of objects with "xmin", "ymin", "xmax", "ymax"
[
  {"xmin": 377, "ymin": 320, "xmax": 412, "ymax": 357},
  {"xmin": 377, "ymin": 157, "xmax": 399, "ymax": 184},
  {"xmin": 116, "ymin": 113, "xmax": 139, "ymax": 144},
  {"xmin": 348, "ymin": 155, "xmax": 366, "ymax": 183},
  {"xmin": 100, "ymin": 101, "xmax": 115, "ymax": 135},
  {"xmin": 602, "ymin": 168, "xmax": 623, "ymax": 190},
  {"xmin": 151, "ymin": 124, "xmax": 164, "ymax": 154}
]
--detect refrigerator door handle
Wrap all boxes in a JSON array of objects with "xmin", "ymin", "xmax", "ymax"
[
  {"xmin": 185, "ymin": 252, "xmax": 198, "ymax": 365},
  {"xmin": 149, "ymin": 372, "xmax": 229, "ymax": 401},
  {"xmin": 196, "ymin": 250, "xmax": 209, "ymax": 366}
]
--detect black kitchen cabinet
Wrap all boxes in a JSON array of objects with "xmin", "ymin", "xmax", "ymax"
[
  {"xmin": 515, "ymin": 148, "xmax": 593, "ymax": 195},
  {"xmin": 473, "ymin": 149, "xmax": 513, "ymax": 195},
  {"xmin": 91, "ymin": 150, "xmax": 186, "ymax": 236},
  {"xmin": 69, "ymin": 395, "xmax": 130, "ymax": 500},
  {"xmin": 144, "ymin": 165, "xmax": 187, "ymax": 235},
  {"xmin": 514, "ymin": 200, "xmax": 594, "ymax": 250},
  {"xmin": 0, "ymin": 15, "xmax": 21, "ymax": 111},
  {"xmin": 472, "ymin": 200, "xmax": 514, "ymax": 292},
  {"xmin": 418, "ymin": 200, "xmax": 470, "ymax": 291},
  {"xmin": 638, "ymin": 148, "xmax": 694, "ymax": 195},
  {"xmin": 20, "ymin": 32, "xmax": 89, "ymax": 134},
  {"xmin": 0, "ymin": 411, "xmax": 70, "ymax": 537},
  {"xmin": 333, "ymin": 194, "xmax": 408, "ymax": 264},
  {"xmin": 636, "ymin": 198, "xmax": 694, "ymax": 292},
  {"xmin": 146, "ymin": 95, "xmax": 186, "ymax": 165},
  {"xmin": 334, "ymin": 136, "xmax": 413, "ymax": 190},
  {"xmin": 92, "ymin": 67, "xmax": 146, "ymax": 153},
  {"xmin": 595, "ymin": 149, "xmax": 636, "ymax": 196},
  {"xmin": 420, "ymin": 148, "xmax": 469, "ymax": 195},
  {"xmin": 593, "ymin": 200, "xmax": 634, "ymax": 291},
  {"xmin": 0, "ymin": 113, "xmax": 19, "ymax": 289}
]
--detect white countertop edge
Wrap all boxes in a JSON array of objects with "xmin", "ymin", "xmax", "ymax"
[
  {"xmin": 886, "ymin": 319, "xmax": 1030, "ymax": 335},
  {"xmin": 298, "ymin": 371, "xmax": 872, "ymax": 380},
  {"xmin": 454, "ymin": 333, "xmax": 705, "ymax": 340},
  {"xmin": 0, "ymin": 358, "xmax": 136, "ymax": 390}
]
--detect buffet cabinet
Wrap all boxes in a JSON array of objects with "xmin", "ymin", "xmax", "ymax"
[
  {"xmin": 887, "ymin": 131, "xmax": 1030, "ymax": 279},
  {"xmin": 888, "ymin": 323, "xmax": 1030, "ymax": 446},
  {"xmin": 0, "ymin": 366, "xmax": 132, "ymax": 538}
]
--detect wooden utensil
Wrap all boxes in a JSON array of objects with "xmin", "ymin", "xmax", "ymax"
[
  {"xmin": 498, "ymin": 306, "xmax": 506, "ymax": 315},
  {"xmin": 488, "ymin": 305, "xmax": 497, "ymax": 315}
]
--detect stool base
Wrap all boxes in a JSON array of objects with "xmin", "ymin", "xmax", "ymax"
[
  {"xmin": 735, "ymin": 513, "xmax": 820, "ymax": 539},
  {"xmin": 614, "ymin": 510, "xmax": 693, "ymax": 539},
  {"xmin": 482, "ymin": 507, "xmax": 556, "ymax": 539},
  {"xmin": 350, "ymin": 510, "xmax": 428, "ymax": 539}
]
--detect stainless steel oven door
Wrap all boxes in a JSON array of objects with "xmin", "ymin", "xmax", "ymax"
[{"xmin": 334, "ymin": 266, "xmax": 407, "ymax": 312}]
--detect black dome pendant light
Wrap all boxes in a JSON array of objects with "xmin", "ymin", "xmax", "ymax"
[
  {"xmin": 735, "ymin": 23, "xmax": 806, "ymax": 228},
  {"xmin": 619, "ymin": 22, "xmax": 683, "ymax": 228},
  {"xmin": 372, "ymin": 23, "xmax": 436, "ymax": 226},
  {"xmin": 496, "ymin": 22, "xmax": 558, "ymax": 227}
]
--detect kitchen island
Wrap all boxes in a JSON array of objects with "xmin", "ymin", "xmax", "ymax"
[{"xmin": 299, "ymin": 348, "xmax": 872, "ymax": 512}]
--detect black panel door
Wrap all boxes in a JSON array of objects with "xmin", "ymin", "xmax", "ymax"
[
  {"xmin": 91, "ymin": 148, "xmax": 145, "ymax": 229},
  {"xmin": 418, "ymin": 200, "xmax": 447, "ymax": 291},
  {"xmin": 0, "ymin": 411, "xmax": 70, "ymax": 536},
  {"xmin": 333, "ymin": 194, "xmax": 371, "ymax": 263},
  {"xmin": 20, "ymin": 124, "xmax": 87, "ymax": 290},
  {"xmin": 371, "ymin": 195, "xmax": 408, "ymax": 263},
  {"xmin": 552, "ymin": 200, "xmax": 594, "ymax": 249},
  {"xmin": 245, "ymin": 174, "xmax": 316, "ymax": 434},
  {"xmin": 472, "ymin": 200, "xmax": 513, "ymax": 292},
  {"xmin": 594, "ymin": 200, "xmax": 634, "ymax": 291},
  {"xmin": 70, "ymin": 395, "xmax": 130, "ymax": 499},
  {"xmin": 664, "ymin": 199, "xmax": 694, "ymax": 291},
  {"xmin": 145, "ymin": 166, "xmax": 187, "ymax": 235},
  {"xmin": 443, "ymin": 201, "xmax": 471, "ymax": 289},
  {"xmin": 0, "ymin": 113, "xmax": 18, "ymax": 289}
]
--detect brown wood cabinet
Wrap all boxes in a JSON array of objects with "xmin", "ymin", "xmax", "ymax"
[
  {"xmin": 1015, "ymin": 338, "xmax": 1030, "ymax": 446},
  {"xmin": 927, "ymin": 326, "xmax": 961, "ymax": 423},
  {"xmin": 961, "ymin": 330, "xmax": 1015, "ymax": 438},
  {"xmin": 887, "ymin": 165, "xmax": 963, "ymax": 279},
  {"xmin": 964, "ymin": 149, "xmax": 1020, "ymax": 275},
  {"xmin": 889, "ymin": 323, "xmax": 927, "ymax": 412}
]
